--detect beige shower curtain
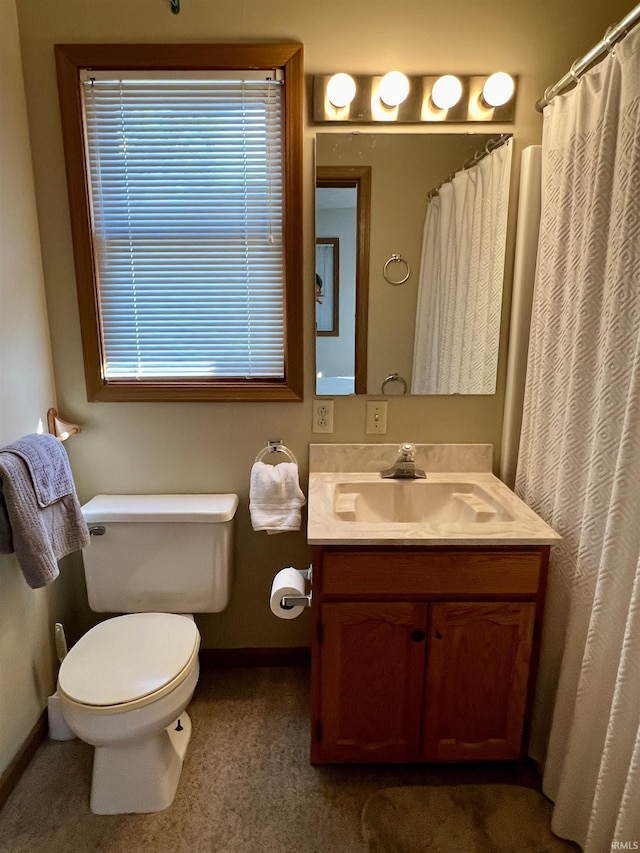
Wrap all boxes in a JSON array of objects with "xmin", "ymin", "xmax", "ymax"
[
  {"xmin": 516, "ymin": 24, "xmax": 640, "ymax": 852},
  {"xmin": 411, "ymin": 138, "xmax": 511, "ymax": 394}
]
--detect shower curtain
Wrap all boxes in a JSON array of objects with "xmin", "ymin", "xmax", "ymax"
[
  {"xmin": 411, "ymin": 138, "xmax": 511, "ymax": 394},
  {"xmin": 516, "ymin": 25, "xmax": 640, "ymax": 853}
]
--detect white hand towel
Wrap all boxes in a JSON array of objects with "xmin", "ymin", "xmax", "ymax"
[{"xmin": 249, "ymin": 461, "xmax": 306, "ymax": 534}]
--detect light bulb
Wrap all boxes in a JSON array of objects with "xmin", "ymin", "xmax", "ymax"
[
  {"xmin": 482, "ymin": 72, "xmax": 515, "ymax": 107},
  {"xmin": 431, "ymin": 75, "xmax": 463, "ymax": 110},
  {"xmin": 326, "ymin": 73, "xmax": 356, "ymax": 108},
  {"xmin": 379, "ymin": 71, "xmax": 410, "ymax": 107}
]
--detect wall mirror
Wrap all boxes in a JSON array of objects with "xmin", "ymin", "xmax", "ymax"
[{"xmin": 315, "ymin": 132, "xmax": 513, "ymax": 396}]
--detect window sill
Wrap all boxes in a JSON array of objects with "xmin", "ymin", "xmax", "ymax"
[{"xmin": 87, "ymin": 378, "xmax": 304, "ymax": 403}]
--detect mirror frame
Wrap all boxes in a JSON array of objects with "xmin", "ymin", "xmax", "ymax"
[{"xmin": 316, "ymin": 166, "xmax": 371, "ymax": 394}]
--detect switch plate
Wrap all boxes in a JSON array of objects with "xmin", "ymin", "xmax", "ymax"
[
  {"xmin": 366, "ymin": 401, "xmax": 388, "ymax": 434},
  {"xmin": 313, "ymin": 399, "xmax": 334, "ymax": 433}
]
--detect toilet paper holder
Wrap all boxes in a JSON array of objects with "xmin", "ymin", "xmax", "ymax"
[{"xmin": 281, "ymin": 565, "xmax": 312, "ymax": 609}]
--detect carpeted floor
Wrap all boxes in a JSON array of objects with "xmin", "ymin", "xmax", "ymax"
[
  {"xmin": 0, "ymin": 666, "xmax": 565, "ymax": 853},
  {"xmin": 362, "ymin": 785, "xmax": 579, "ymax": 853}
]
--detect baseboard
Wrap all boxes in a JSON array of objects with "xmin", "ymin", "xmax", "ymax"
[
  {"xmin": 0, "ymin": 710, "xmax": 48, "ymax": 811},
  {"xmin": 199, "ymin": 646, "xmax": 310, "ymax": 668}
]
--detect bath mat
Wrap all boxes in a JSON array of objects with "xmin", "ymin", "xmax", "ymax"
[{"xmin": 361, "ymin": 784, "xmax": 579, "ymax": 852}]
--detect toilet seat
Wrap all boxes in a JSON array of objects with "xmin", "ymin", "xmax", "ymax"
[{"xmin": 58, "ymin": 613, "xmax": 200, "ymax": 714}]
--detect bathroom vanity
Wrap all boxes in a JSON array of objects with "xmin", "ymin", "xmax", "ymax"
[{"xmin": 307, "ymin": 444, "xmax": 560, "ymax": 765}]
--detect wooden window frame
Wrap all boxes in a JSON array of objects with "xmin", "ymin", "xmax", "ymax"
[{"xmin": 55, "ymin": 43, "xmax": 304, "ymax": 402}]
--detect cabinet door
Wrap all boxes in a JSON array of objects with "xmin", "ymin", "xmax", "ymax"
[
  {"xmin": 422, "ymin": 601, "xmax": 535, "ymax": 762},
  {"xmin": 316, "ymin": 601, "xmax": 428, "ymax": 762}
]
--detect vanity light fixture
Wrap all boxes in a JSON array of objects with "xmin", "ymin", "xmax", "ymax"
[
  {"xmin": 481, "ymin": 72, "xmax": 516, "ymax": 108},
  {"xmin": 313, "ymin": 72, "xmax": 517, "ymax": 123},
  {"xmin": 431, "ymin": 75, "xmax": 463, "ymax": 110},
  {"xmin": 378, "ymin": 71, "xmax": 410, "ymax": 107}
]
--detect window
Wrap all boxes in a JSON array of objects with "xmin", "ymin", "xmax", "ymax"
[{"xmin": 55, "ymin": 44, "xmax": 303, "ymax": 401}]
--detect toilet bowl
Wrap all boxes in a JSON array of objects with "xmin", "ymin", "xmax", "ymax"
[{"xmin": 58, "ymin": 612, "xmax": 200, "ymax": 814}]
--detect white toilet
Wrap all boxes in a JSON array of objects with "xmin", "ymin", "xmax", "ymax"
[{"xmin": 57, "ymin": 493, "xmax": 238, "ymax": 815}]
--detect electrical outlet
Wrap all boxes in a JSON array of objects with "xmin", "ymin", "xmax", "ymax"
[
  {"xmin": 366, "ymin": 400, "xmax": 388, "ymax": 434},
  {"xmin": 313, "ymin": 399, "xmax": 334, "ymax": 433}
]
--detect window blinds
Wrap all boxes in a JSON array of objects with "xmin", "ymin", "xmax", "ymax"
[{"xmin": 81, "ymin": 71, "xmax": 285, "ymax": 380}]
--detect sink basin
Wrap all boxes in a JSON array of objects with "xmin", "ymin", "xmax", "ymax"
[
  {"xmin": 333, "ymin": 480, "xmax": 515, "ymax": 525},
  {"xmin": 307, "ymin": 444, "xmax": 562, "ymax": 545}
]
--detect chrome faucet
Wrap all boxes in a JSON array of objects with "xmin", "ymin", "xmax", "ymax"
[{"xmin": 380, "ymin": 443, "xmax": 426, "ymax": 479}]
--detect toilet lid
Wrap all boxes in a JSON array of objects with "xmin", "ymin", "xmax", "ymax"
[{"xmin": 58, "ymin": 613, "xmax": 200, "ymax": 707}]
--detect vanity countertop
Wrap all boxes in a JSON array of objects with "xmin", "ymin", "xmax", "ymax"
[{"xmin": 307, "ymin": 444, "xmax": 560, "ymax": 547}]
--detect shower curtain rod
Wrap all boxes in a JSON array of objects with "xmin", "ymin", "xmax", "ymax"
[
  {"xmin": 535, "ymin": 2, "xmax": 640, "ymax": 111},
  {"xmin": 426, "ymin": 134, "xmax": 510, "ymax": 200}
]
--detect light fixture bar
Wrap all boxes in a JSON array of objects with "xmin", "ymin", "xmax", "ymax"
[{"xmin": 312, "ymin": 73, "xmax": 517, "ymax": 123}]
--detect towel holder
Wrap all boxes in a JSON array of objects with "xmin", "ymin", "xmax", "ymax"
[
  {"xmin": 383, "ymin": 254, "xmax": 411, "ymax": 285},
  {"xmin": 47, "ymin": 408, "xmax": 81, "ymax": 441},
  {"xmin": 381, "ymin": 373, "xmax": 408, "ymax": 395},
  {"xmin": 254, "ymin": 440, "xmax": 298, "ymax": 466}
]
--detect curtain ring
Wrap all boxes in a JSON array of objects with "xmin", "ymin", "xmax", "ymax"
[
  {"xmin": 603, "ymin": 26, "xmax": 617, "ymax": 55},
  {"xmin": 568, "ymin": 60, "xmax": 581, "ymax": 84},
  {"xmin": 383, "ymin": 254, "xmax": 411, "ymax": 285},
  {"xmin": 381, "ymin": 372, "xmax": 408, "ymax": 395}
]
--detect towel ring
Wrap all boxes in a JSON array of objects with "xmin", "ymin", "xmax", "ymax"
[
  {"xmin": 381, "ymin": 373, "xmax": 408, "ymax": 395},
  {"xmin": 254, "ymin": 440, "xmax": 298, "ymax": 465},
  {"xmin": 383, "ymin": 254, "xmax": 411, "ymax": 285}
]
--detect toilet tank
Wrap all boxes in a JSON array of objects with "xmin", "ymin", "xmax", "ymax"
[{"xmin": 81, "ymin": 494, "xmax": 239, "ymax": 614}]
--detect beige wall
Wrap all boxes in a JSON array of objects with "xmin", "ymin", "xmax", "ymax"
[
  {"xmin": 0, "ymin": 0, "xmax": 81, "ymax": 779},
  {"xmin": 12, "ymin": 1, "xmax": 632, "ymax": 663}
]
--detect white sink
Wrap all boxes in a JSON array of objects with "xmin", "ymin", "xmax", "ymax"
[
  {"xmin": 333, "ymin": 480, "xmax": 515, "ymax": 525},
  {"xmin": 307, "ymin": 443, "xmax": 561, "ymax": 546}
]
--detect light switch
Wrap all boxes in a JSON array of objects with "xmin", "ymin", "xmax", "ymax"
[{"xmin": 366, "ymin": 401, "xmax": 387, "ymax": 434}]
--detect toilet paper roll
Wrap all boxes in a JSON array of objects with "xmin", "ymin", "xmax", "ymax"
[{"xmin": 270, "ymin": 568, "xmax": 306, "ymax": 620}]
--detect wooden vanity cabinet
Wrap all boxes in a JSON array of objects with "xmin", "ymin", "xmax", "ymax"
[{"xmin": 310, "ymin": 546, "xmax": 549, "ymax": 764}]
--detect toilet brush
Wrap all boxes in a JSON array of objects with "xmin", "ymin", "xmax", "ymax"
[
  {"xmin": 47, "ymin": 623, "xmax": 76, "ymax": 740},
  {"xmin": 54, "ymin": 622, "xmax": 68, "ymax": 663}
]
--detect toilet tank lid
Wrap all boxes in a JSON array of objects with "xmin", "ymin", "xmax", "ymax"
[{"xmin": 82, "ymin": 493, "xmax": 239, "ymax": 523}]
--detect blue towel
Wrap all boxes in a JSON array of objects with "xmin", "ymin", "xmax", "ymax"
[
  {"xmin": 3, "ymin": 433, "xmax": 75, "ymax": 507},
  {"xmin": 0, "ymin": 434, "xmax": 89, "ymax": 588}
]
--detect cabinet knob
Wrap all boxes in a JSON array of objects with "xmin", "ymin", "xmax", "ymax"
[
  {"xmin": 435, "ymin": 630, "xmax": 443, "ymax": 640},
  {"xmin": 410, "ymin": 629, "xmax": 426, "ymax": 642}
]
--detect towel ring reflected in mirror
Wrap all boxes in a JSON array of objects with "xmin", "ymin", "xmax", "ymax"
[
  {"xmin": 381, "ymin": 372, "xmax": 408, "ymax": 395},
  {"xmin": 383, "ymin": 254, "xmax": 411, "ymax": 285}
]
